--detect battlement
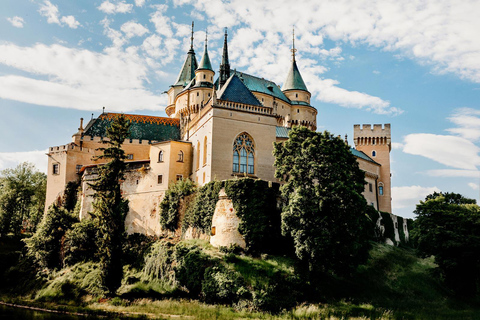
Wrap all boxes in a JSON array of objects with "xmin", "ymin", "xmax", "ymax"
[
  {"xmin": 79, "ymin": 135, "xmax": 160, "ymax": 145},
  {"xmin": 353, "ymin": 124, "xmax": 391, "ymax": 138},
  {"xmin": 48, "ymin": 143, "xmax": 95, "ymax": 154}
]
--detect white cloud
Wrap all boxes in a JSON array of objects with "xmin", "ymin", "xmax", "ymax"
[
  {"xmin": 447, "ymin": 108, "xmax": 480, "ymax": 141},
  {"xmin": 427, "ymin": 169, "xmax": 480, "ymax": 178},
  {"xmin": 402, "ymin": 133, "xmax": 480, "ymax": 170},
  {"xmin": 0, "ymin": 150, "xmax": 48, "ymax": 173},
  {"xmin": 98, "ymin": 0, "xmax": 133, "ymax": 14},
  {"xmin": 392, "ymin": 185, "xmax": 440, "ymax": 211},
  {"xmin": 468, "ymin": 182, "xmax": 479, "ymax": 190},
  {"xmin": 121, "ymin": 21, "xmax": 149, "ymax": 38},
  {"xmin": 38, "ymin": 1, "xmax": 80, "ymax": 29},
  {"xmin": 7, "ymin": 16, "xmax": 25, "ymax": 28},
  {"xmin": 135, "ymin": 0, "xmax": 146, "ymax": 6},
  {"xmin": 391, "ymin": 142, "xmax": 404, "ymax": 150},
  {"xmin": 0, "ymin": 43, "xmax": 167, "ymax": 111}
]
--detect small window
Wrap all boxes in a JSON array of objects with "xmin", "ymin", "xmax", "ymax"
[
  {"xmin": 127, "ymin": 154, "xmax": 134, "ymax": 160},
  {"xmin": 197, "ymin": 92, "xmax": 199, "ymax": 96},
  {"xmin": 139, "ymin": 140, "xmax": 142, "ymax": 144},
  {"xmin": 379, "ymin": 185, "xmax": 384, "ymax": 195},
  {"xmin": 136, "ymin": 180, "xmax": 139, "ymax": 185},
  {"xmin": 177, "ymin": 150, "xmax": 184, "ymax": 162},
  {"xmin": 158, "ymin": 150, "xmax": 164, "ymax": 162},
  {"xmin": 371, "ymin": 202, "xmax": 374, "ymax": 206},
  {"xmin": 208, "ymin": 93, "xmax": 211, "ymax": 97},
  {"xmin": 211, "ymin": 226, "xmax": 216, "ymax": 236},
  {"xmin": 372, "ymin": 150, "xmax": 376, "ymax": 157},
  {"xmin": 297, "ymin": 109, "xmax": 299, "ymax": 113},
  {"xmin": 76, "ymin": 164, "xmax": 82, "ymax": 173},
  {"xmin": 176, "ymin": 174, "xmax": 183, "ymax": 181},
  {"xmin": 157, "ymin": 175, "xmax": 163, "ymax": 184},
  {"xmin": 369, "ymin": 183, "xmax": 373, "ymax": 192},
  {"xmin": 295, "ymin": 93, "xmax": 298, "ymax": 98},
  {"xmin": 53, "ymin": 163, "xmax": 60, "ymax": 175},
  {"xmin": 203, "ymin": 74, "xmax": 206, "ymax": 79}
]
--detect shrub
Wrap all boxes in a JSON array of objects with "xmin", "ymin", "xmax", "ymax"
[
  {"xmin": 63, "ymin": 218, "xmax": 98, "ymax": 266},
  {"xmin": 183, "ymin": 180, "xmax": 223, "ymax": 233},
  {"xmin": 202, "ymin": 265, "xmax": 248, "ymax": 304},
  {"xmin": 122, "ymin": 233, "xmax": 156, "ymax": 269},
  {"xmin": 379, "ymin": 211, "xmax": 395, "ymax": 244},
  {"xmin": 159, "ymin": 179, "xmax": 197, "ymax": 232},
  {"xmin": 142, "ymin": 241, "xmax": 176, "ymax": 286}
]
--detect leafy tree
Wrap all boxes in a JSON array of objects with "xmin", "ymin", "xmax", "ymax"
[
  {"xmin": 89, "ymin": 114, "xmax": 131, "ymax": 295},
  {"xmin": 24, "ymin": 204, "xmax": 77, "ymax": 269},
  {"xmin": 0, "ymin": 162, "xmax": 46, "ymax": 236},
  {"xmin": 273, "ymin": 126, "xmax": 371, "ymax": 275},
  {"xmin": 413, "ymin": 192, "xmax": 480, "ymax": 296}
]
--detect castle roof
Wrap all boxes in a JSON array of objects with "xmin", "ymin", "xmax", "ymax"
[
  {"xmin": 83, "ymin": 113, "xmax": 180, "ymax": 142},
  {"xmin": 232, "ymin": 71, "xmax": 290, "ymax": 103},
  {"xmin": 174, "ymin": 48, "xmax": 198, "ymax": 87},
  {"xmin": 350, "ymin": 148, "xmax": 380, "ymax": 165},
  {"xmin": 282, "ymin": 59, "xmax": 309, "ymax": 92},
  {"xmin": 197, "ymin": 42, "xmax": 213, "ymax": 71},
  {"xmin": 217, "ymin": 74, "xmax": 263, "ymax": 107}
]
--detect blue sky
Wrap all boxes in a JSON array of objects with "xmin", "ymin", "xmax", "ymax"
[{"xmin": 1, "ymin": 0, "xmax": 480, "ymax": 218}]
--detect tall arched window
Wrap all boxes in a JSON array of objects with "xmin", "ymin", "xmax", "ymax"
[
  {"xmin": 233, "ymin": 133, "xmax": 255, "ymax": 174},
  {"xmin": 203, "ymin": 136, "xmax": 207, "ymax": 166},
  {"xmin": 158, "ymin": 150, "xmax": 164, "ymax": 162},
  {"xmin": 196, "ymin": 142, "xmax": 200, "ymax": 169}
]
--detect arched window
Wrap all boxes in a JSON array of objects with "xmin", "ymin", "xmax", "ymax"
[
  {"xmin": 177, "ymin": 150, "xmax": 184, "ymax": 162},
  {"xmin": 372, "ymin": 150, "xmax": 376, "ymax": 157},
  {"xmin": 379, "ymin": 183, "xmax": 384, "ymax": 196},
  {"xmin": 203, "ymin": 136, "xmax": 207, "ymax": 165},
  {"xmin": 232, "ymin": 133, "xmax": 255, "ymax": 174},
  {"xmin": 158, "ymin": 150, "xmax": 164, "ymax": 162},
  {"xmin": 196, "ymin": 142, "xmax": 200, "ymax": 169}
]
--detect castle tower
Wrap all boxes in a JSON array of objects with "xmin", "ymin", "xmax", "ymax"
[
  {"xmin": 219, "ymin": 28, "xmax": 230, "ymax": 90},
  {"xmin": 166, "ymin": 22, "xmax": 198, "ymax": 117},
  {"xmin": 354, "ymin": 124, "xmax": 392, "ymax": 213},
  {"xmin": 281, "ymin": 28, "xmax": 311, "ymax": 106},
  {"xmin": 195, "ymin": 33, "xmax": 215, "ymax": 86}
]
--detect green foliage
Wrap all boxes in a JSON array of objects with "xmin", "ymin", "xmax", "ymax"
[
  {"xmin": 413, "ymin": 192, "xmax": 480, "ymax": 296},
  {"xmin": 122, "ymin": 233, "xmax": 156, "ymax": 269},
  {"xmin": 183, "ymin": 180, "xmax": 223, "ymax": 233},
  {"xmin": 159, "ymin": 178, "xmax": 197, "ymax": 232},
  {"xmin": 24, "ymin": 204, "xmax": 77, "ymax": 270},
  {"xmin": 379, "ymin": 211, "xmax": 395, "ymax": 244},
  {"xmin": 63, "ymin": 180, "xmax": 80, "ymax": 213},
  {"xmin": 89, "ymin": 114, "xmax": 131, "ymax": 295},
  {"xmin": 273, "ymin": 126, "xmax": 371, "ymax": 275},
  {"xmin": 0, "ymin": 162, "xmax": 46, "ymax": 236},
  {"xmin": 223, "ymin": 179, "xmax": 283, "ymax": 254},
  {"xmin": 425, "ymin": 191, "xmax": 476, "ymax": 205},
  {"xmin": 63, "ymin": 218, "xmax": 98, "ymax": 266},
  {"xmin": 397, "ymin": 216, "xmax": 406, "ymax": 244},
  {"xmin": 142, "ymin": 240, "xmax": 176, "ymax": 286},
  {"xmin": 202, "ymin": 265, "xmax": 248, "ymax": 304}
]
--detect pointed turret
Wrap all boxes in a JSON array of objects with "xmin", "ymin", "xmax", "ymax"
[
  {"xmin": 219, "ymin": 28, "xmax": 230, "ymax": 89},
  {"xmin": 173, "ymin": 22, "xmax": 198, "ymax": 87},
  {"xmin": 197, "ymin": 32, "xmax": 213, "ymax": 71},
  {"xmin": 195, "ymin": 32, "xmax": 215, "ymax": 86},
  {"xmin": 282, "ymin": 28, "xmax": 309, "ymax": 93}
]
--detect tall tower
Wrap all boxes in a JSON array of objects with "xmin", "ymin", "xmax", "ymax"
[
  {"xmin": 354, "ymin": 124, "xmax": 392, "ymax": 213},
  {"xmin": 219, "ymin": 28, "xmax": 230, "ymax": 89}
]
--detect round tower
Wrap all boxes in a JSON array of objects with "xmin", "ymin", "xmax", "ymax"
[{"xmin": 354, "ymin": 124, "xmax": 392, "ymax": 213}]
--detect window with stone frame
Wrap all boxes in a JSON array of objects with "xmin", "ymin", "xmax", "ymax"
[
  {"xmin": 177, "ymin": 150, "xmax": 184, "ymax": 162},
  {"xmin": 232, "ymin": 132, "xmax": 255, "ymax": 174},
  {"xmin": 53, "ymin": 163, "xmax": 60, "ymax": 175},
  {"xmin": 158, "ymin": 150, "xmax": 164, "ymax": 162}
]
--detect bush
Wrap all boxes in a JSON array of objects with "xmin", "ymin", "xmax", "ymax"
[
  {"xmin": 24, "ymin": 204, "xmax": 77, "ymax": 270},
  {"xmin": 122, "ymin": 233, "xmax": 156, "ymax": 269},
  {"xmin": 63, "ymin": 219, "xmax": 98, "ymax": 266},
  {"xmin": 202, "ymin": 265, "xmax": 248, "ymax": 304},
  {"xmin": 142, "ymin": 241, "xmax": 176, "ymax": 286},
  {"xmin": 379, "ymin": 211, "xmax": 395, "ymax": 244},
  {"xmin": 159, "ymin": 179, "xmax": 197, "ymax": 232},
  {"xmin": 183, "ymin": 180, "xmax": 223, "ymax": 233}
]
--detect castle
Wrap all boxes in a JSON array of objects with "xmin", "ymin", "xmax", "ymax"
[{"xmin": 45, "ymin": 26, "xmax": 393, "ymax": 237}]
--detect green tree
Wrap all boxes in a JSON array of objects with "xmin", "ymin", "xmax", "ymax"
[
  {"xmin": 273, "ymin": 126, "xmax": 371, "ymax": 275},
  {"xmin": 0, "ymin": 162, "xmax": 46, "ymax": 236},
  {"xmin": 89, "ymin": 114, "xmax": 131, "ymax": 295},
  {"xmin": 413, "ymin": 192, "xmax": 480, "ymax": 296}
]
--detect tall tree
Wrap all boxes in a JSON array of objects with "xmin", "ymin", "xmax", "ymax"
[
  {"xmin": 273, "ymin": 126, "xmax": 371, "ymax": 275},
  {"xmin": 89, "ymin": 114, "xmax": 131, "ymax": 295},
  {"xmin": 413, "ymin": 192, "xmax": 480, "ymax": 296},
  {"xmin": 0, "ymin": 162, "xmax": 46, "ymax": 236}
]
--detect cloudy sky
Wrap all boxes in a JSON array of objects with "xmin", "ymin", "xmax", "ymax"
[{"xmin": 1, "ymin": 0, "xmax": 480, "ymax": 218}]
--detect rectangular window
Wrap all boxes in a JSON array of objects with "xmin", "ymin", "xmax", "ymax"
[
  {"xmin": 176, "ymin": 174, "xmax": 183, "ymax": 181},
  {"xmin": 157, "ymin": 175, "xmax": 163, "ymax": 184},
  {"xmin": 379, "ymin": 186, "xmax": 384, "ymax": 195},
  {"xmin": 53, "ymin": 163, "xmax": 59, "ymax": 175},
  {"xmin": 76, "ymin": 164, "xmax": 82, "ymax": 173},
  {"xmin": 369, "ymin": 183, "xmax": 373, "ymax": 192},
  {"xmin": 127, "ymin": 154, "xmax": 133, "ymax": 160}
]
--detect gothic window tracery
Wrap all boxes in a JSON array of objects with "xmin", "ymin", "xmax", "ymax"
[{"xmin": 233, "ymin": 133, "xmax": 255, "ymax": 174}]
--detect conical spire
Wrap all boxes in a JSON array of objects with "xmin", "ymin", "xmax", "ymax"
[
  {"xmin": 174, "ymin": 22, "xmax": 198, "ymax": 87},
  {"xmin": 282, "ymin": 27, "xmax": 308, "ymax": 92},
  {"xmin": 197, "ymin": 31, "xmax": 213, "ymax": 71},
  {"xmin": 219, "ymin": 27, "xmax": 230, "ymax": 89}
]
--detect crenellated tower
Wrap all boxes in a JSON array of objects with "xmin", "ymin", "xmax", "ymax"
[{"xmin": 354, "ymin": 124, "xmax": 392, "ymax": 213}]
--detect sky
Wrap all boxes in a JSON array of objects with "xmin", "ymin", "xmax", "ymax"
[{"xmin": 1, "ymin": 0, "xmax": 480, "ymax": 218}]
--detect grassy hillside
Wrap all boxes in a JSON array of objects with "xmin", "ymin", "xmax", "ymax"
[{"xmin": 1, "ymin": 237, "xmax": 480, "ymax": 319}]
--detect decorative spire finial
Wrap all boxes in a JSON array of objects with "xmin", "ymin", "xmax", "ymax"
[
  {"xmin": 205, "ymin": 29, "xmax": 208, "ymax": 48},
  {"xmin": 291, "ymin": 26, "xmax": 297, "ymax": 61},
  {"xmin": 190, "ymin": 21, "xmax": 194, "ymax": 50}
]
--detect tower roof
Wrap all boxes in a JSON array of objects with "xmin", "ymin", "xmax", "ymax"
[
  {"xmin": 217, "ymin": 74, "xmax": 263, "ymax": 107},
  {"xmin": 197, "ymin": 35, "xmax": 213, "ymax": 71},
  {"xmin": 282, "ymin": 28, "xmax": 309, "ymax": 92},
  {"xmin": 174, "ymin": 22, "xmax": 198, "ymax": 87}
]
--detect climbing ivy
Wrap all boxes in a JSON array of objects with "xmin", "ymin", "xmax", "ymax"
[
  {"xmin": 183, "ymin": 180, "xmax": 223, "ymax": 233},
  {"xmin": 159, "ymin": 179, "xmax": 196, "ymax": 232},
  {"xmin": 397, "ymin": 216, "xmax": 406, "ymax": 244},
  {"xmin": 380, "ymin": 211, "xmax": 395, "ymax": 244}
]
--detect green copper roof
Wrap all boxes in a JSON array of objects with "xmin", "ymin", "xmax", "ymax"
[
  {"xmin": 350, "ymin": 148, "xmax": 380, "ymax": 165},
  {"xmin": 174, "ymin": 48, "xmax": 198, "ymax": 87},
  {"xmin": 83, "ymin": 113, "xmax": 180, "ymax": 142},
  {"xmin": 233, "ymin": 71, "xmax": 290, "ymax": 103},
  {"xmin": 218, "ymin": 74, "xmax": 263, "ymax": 106},
  {"xmin": 282, "ymin": 60, "xmax": 308, "ymax": 92},
  {"xmin": 197, "ymin": 43, "xmax": 213, "ymax": 71},
  {"xmin": 275, "ymin": 126, "xmax": 290, "ymax": 138}
]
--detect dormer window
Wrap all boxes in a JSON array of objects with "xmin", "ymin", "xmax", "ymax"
[{"xmin": 177, "ymin": 150, "xmax": 184, "ymax": 162}]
